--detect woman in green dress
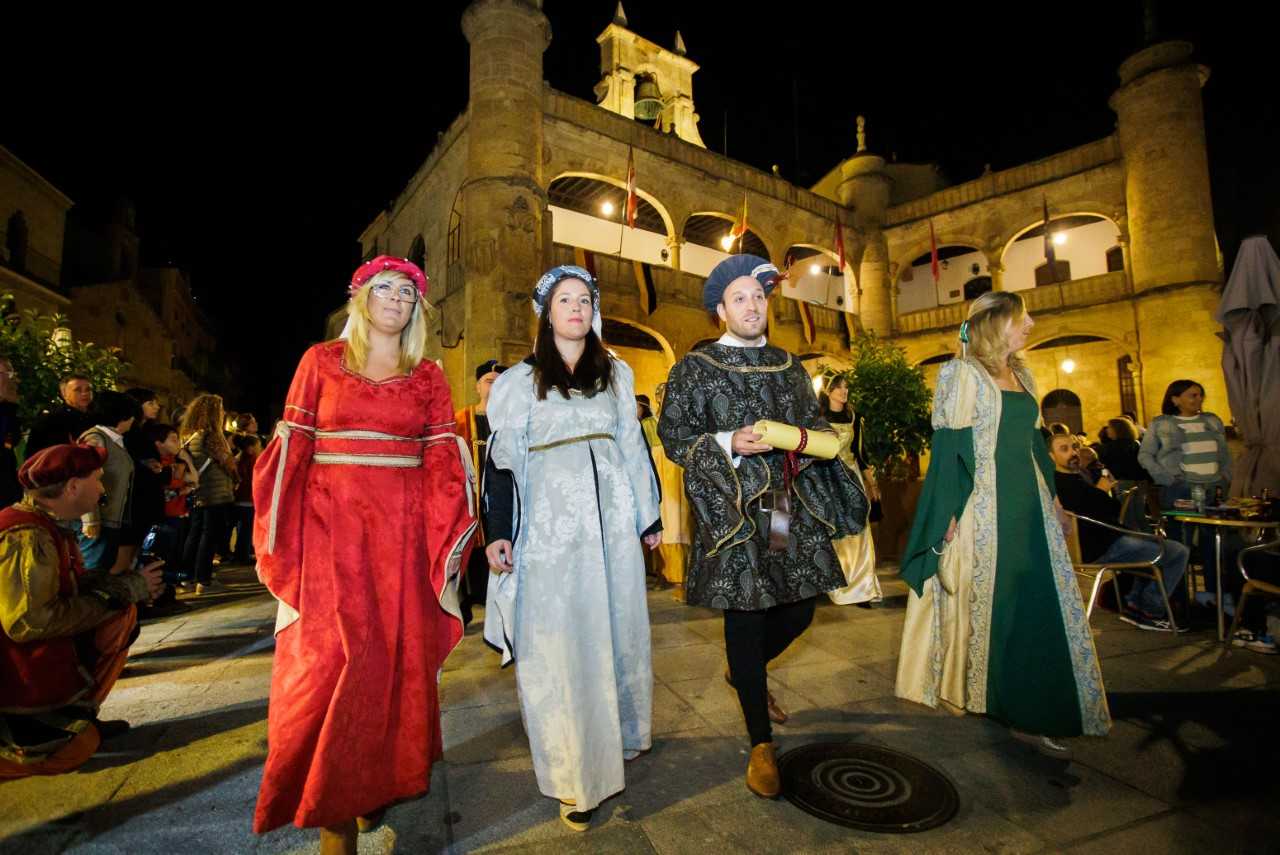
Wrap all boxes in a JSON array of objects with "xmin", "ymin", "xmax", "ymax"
[{"xmin": 895, "ymin": 292, "xmax": 1110, "ymax": 759}]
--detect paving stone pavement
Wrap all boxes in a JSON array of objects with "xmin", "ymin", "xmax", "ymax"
[{"xmin": 3, "ymin": 563, "xmax": 1278, "ymax": 854}]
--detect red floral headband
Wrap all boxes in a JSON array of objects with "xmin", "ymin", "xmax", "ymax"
[{"xmin": 349, "ymin": 256, "xmax": 428, "ymax": 297}]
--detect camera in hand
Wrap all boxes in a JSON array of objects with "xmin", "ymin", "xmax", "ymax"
[{"xmin": 139, "ymin": 525, "xmax": 162, "ymax": 567}]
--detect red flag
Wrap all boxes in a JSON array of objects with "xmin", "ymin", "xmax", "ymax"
[
  {"xmin": 625, "ymin": 147, "xmax": 638, "ymax": 229},
  {"xmin": 929, "ymin": 219, "xmax": 940, "ymax": 284},
  {"xmin": 730, "ymin": 194, "xmax": 749, "ymax": 242},
  {"xmin": 835, "ymin": 217, "xmax": 846, "ymax": 271}
]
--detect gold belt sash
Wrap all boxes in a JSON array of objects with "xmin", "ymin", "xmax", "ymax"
[
  {"xmin": 265, "ymin": 421, "xmax": 458, "ymax": 553},
  {"xmin": 529, "ymin": 432, "xmax": 614, "ymax": 452}
]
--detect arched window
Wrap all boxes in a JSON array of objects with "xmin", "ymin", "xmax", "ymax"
[
  {"xmin": 5, "ymin": 211, "xmax": 29, "ymax": 273},
  {"xmin": 1117, "ymin": 355, "xmax": 1137, "ymax": 418},
  {"xmin": 1041, "ymin": 388, "xmax": 1083, "ymax": 435},
  {"xmin": 408, "ymin": 234, "xmax": 426, "ymax": 272}
]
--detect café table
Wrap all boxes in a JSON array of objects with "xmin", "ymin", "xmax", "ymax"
[{"xmin": 1160, "ymin": 510, "xmax": 1280, "ymax": 641}]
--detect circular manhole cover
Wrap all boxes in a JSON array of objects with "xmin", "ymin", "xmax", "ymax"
[{"xmin": 776, "ymin": 742, "xmax": 959, "ymax": 833}]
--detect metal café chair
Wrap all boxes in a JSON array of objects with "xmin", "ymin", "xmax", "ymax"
[
  {"xmin": 1064, "ymin": 511, "xmax": 1180, "ymax": 633},
  {"xmin": 1224, "ymin": 537, "xmax": 1280, "ymax": 650}
]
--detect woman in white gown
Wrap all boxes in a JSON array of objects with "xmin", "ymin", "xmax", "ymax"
[{"xmin": 482, "ymin": 265, "xmax": 661, "ymax": 832}]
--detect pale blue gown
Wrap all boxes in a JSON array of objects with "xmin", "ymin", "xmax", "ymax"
[{"xmin": 484, "ymin": 358, "xmax": 660, "ymax": 810}]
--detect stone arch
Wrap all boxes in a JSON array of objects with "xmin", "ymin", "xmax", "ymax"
[
  {"xmin": 892, "ymin": 232, "xmax": 988, "ymax": 285},
  {"xmin": 1026, "ymin": 330, "xmax": 1131, "ymax": 355},
  {"xmin": 603, "ymin": 314, "xmax": 676, "ymax": 409},
  {"xmin": 680, "ymin": 211, "xmax": 771, "ymax": 260},
  {"xmin": 997, "ymin": 210, "xmax": 1121, "ymax": 264},
  {"xmin": 548, "ymin": 171, "xmax": 676, "ymax": 238},
  {"xmin": 784, "ymin": 243, "xmax": 840, "ymax": 267},
  {"xmin": 602, "ymin": 314, "xmax": 676, "ymax": 365},
  {"xmin": 783, "ymin": 242, "xmax": 852, "ymax": 314}
]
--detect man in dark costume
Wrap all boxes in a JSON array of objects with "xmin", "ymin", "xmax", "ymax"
[{"xmin": 658, "ymin": 254, "xmax": 867, "ymax": 798}]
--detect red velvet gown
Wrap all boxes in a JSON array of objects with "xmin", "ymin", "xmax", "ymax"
[{"xmin": 252, "ymin": 341, "xmax": 475, "ymax": 832}]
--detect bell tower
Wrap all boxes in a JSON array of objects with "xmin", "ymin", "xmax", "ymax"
[{"xmin": 593, "ymin": 3, "xmax": 706, "ymax": 147}]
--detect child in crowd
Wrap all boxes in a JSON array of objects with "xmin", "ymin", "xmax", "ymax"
[{"xmin": 146, "ymin": 422, "xmax": 199, "ymax": 590}]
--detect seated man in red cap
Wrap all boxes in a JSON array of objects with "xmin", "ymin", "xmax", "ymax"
[{"xmin": 0, "ymin": 444, "xmax": 163, "ymax": 779}]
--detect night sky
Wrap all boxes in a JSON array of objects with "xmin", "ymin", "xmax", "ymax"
[{"xmin": 5, "ymin": 2, "xmax": 1275, "ymax": 422}]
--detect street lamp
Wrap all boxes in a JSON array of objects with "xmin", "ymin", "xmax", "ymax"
[
  {"xmin": 1052, "ymin": 231, "xmax": 1067, "ymax": 246},
  {"xmin": 720, "ymin": 234, "xmax": 734, "ymax": 251},
  {"xmin": 1061, "ymin": 358, "xmax": 1076, "ymax": 374},
  {"xmin": 600, "ymin": 201, "xmax": 615, "ymax": 217},
  {"xmin": 809, "ymin": 263, "xmax": 821, "ymax": 276}
]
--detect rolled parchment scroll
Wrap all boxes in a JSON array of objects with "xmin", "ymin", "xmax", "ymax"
[{"xmin": 751, "ymin": 420, "xmax": 839, "ymax": 459}]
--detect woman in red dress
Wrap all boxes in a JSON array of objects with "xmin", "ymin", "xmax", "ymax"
[{"xmin": 252, "ymin": 256, "xmax": 476, "ymax": 854}]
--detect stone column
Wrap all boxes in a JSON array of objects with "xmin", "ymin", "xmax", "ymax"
[
  {"xmin": 1109, "ymin": 41, "xmax": 1218, "ymax": 292},
  {"xmin": 858, "ymin": 235, "xmax": 892, "ymax": 336},
  {"xmin": 986, "ymin": 258, "xmax": 1005, "ymax": 292},
  {"xmin": 461, "ymin": 0, "xmax": 551, "ymax": 369}
]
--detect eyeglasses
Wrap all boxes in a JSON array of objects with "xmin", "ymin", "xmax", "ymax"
[{"xmin": 370, "ymin": 283, "xmax": 418, "ymax": 303}]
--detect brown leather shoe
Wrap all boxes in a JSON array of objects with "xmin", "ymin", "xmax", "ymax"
[
  {"xmin": 746, "ymin": 742, "xmax": 781, "ymax": 798},
  {"xmin": 725, "ymin": 670, "xmax": 788, "ymax": 724}
]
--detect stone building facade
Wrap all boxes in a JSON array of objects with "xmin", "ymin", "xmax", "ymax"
[
  {"xmin": 354, "ymin": 0, "xmax": 1226, "ymax": 436},
  {"xmin": 0, "ymin": 145, "xmax": 73, "ymax": 317}
]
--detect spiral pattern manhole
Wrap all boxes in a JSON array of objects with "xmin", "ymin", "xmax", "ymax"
[{"xmin": 776, "ymin": 742, "xmax": 959, "ymax": 833}]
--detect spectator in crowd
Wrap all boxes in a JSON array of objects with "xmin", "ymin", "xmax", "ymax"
[
  {"xmin": 25, "ymin": 374, "xmax": 94, "ymax": 456},
  {"xmin": 180, "ymin": 394, "xmax": 238, "ymax": 595},
  {"xmin": 218, "ymin": 413, "xmax": 261, "ymax": 561},
  {"xmin": 1047, "ymin": 422, "xmax": 1072, "ymax": 437},
  {"xmin": 1139, "ymin": 379, "xmax": 1234, "ymax": 610},
  {"xmin": 1122, "ymin": 410, "xmax": 1145, "ymax": 438},
  {"xmin": 122, "ymin": 389, "xmax": 168, "ymax": 584},
  {"xmin": 0, "ymin": 355, "xmax": 21, "ymax": 508},
  {"xmin": 147, "ymin": 422, "xmax": 198, "ymax": 591},
  {"xmin": 235, "ymin": 413, "xmax": 259, "ymax": 438},
  {"xmin": 1099, "ymin": 417, "xmax": 1150, "ymax": 484},
  {"xmin": 77, "ymin": 391, "xmax": 141, "ymax": 574},
  {"xmin": 125, "ymin": 388, "xmax": 161, "ymax": 431},
  {"xmin": 1231, "ymin": 543, "xmax": 1280, "ymax": 654},
  {"xmin": 1048, "ymin": 433, "xmax": 1188, "ymax": 631},
  {"xmin": 0, "ymin": 445, "xmax": 163, "ymax": 778},
  {"xmin": 1076, "ymin": 443, "xmax": 1105, "ymax": 485},
  {"xmin": 230, "ymin": 433, "xmax": 260, "ymax": 563}
]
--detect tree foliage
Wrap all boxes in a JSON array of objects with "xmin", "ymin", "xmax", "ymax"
[
  {"xmin": 818, "ymin": 335, "xmax": 933, "ymax": 475},
  {"xmin": 0, "ymin": 293, "xmax": 130, "ymax": 425}
]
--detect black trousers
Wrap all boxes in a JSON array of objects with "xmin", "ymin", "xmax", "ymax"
[
  {"xmin": 183, "ymin": 504, "xmax": 230, "ymax": 585},
  {"xmin": 723, "ymin": 596, "xmax": 817, "ymax": 746},
  {"xmin": 460, "ymin": 547, "xmax": 491, "ymax": 627}
]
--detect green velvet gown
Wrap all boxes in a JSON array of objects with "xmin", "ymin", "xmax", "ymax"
[{"xmin": 985, "ymin": 390, "xmax": 1083, "ymax": 737}]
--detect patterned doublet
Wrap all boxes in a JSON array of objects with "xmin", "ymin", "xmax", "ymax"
[{"xmin": 658, "ymin": 344, "xmax": 867, "ymax": 611}]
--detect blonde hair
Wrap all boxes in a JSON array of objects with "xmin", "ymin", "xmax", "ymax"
[
  {"xmin": 962, "ymin": 291, "xmax": 1028, "ymax": 376},
  {"xmin": 180, "ymin": 394, "xmax": 230, "ymax": 455},
  {"xmin": 342, "ymin": 271, "xmax": 428, "ymax": 375}
]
